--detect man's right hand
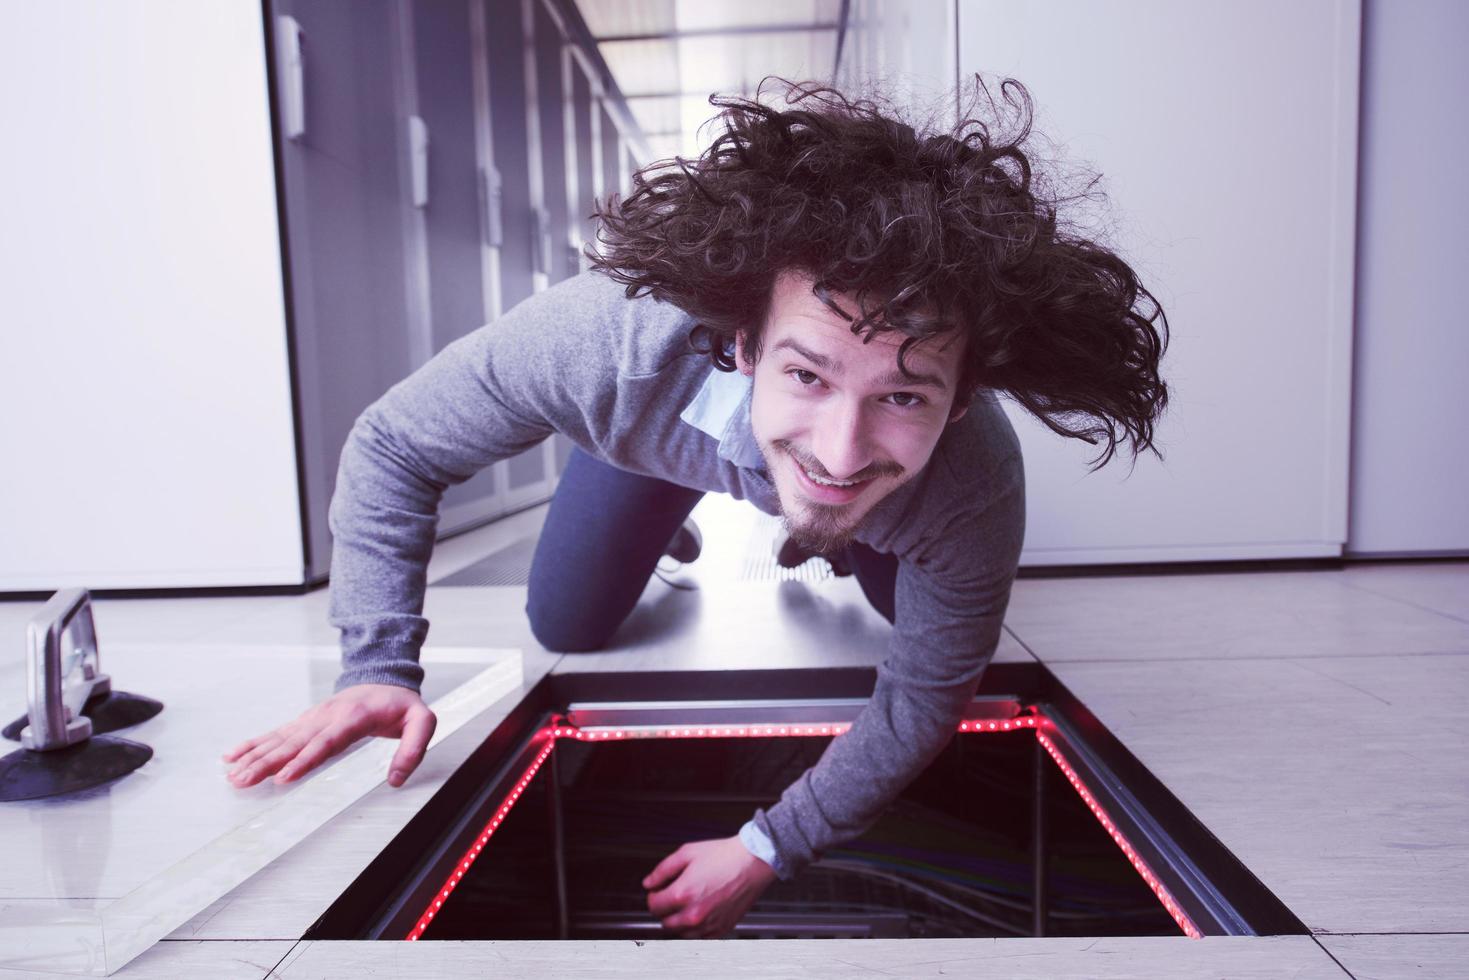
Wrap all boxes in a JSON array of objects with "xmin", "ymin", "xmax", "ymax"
[{"xmin": 222, "ymin": 683, "xmax": 437, "ymax": 789}]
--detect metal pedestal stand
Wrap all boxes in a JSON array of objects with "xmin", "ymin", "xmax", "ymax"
[{"xmin": 0, "ymin": 589, "xmax": 159, "ymax": 802}]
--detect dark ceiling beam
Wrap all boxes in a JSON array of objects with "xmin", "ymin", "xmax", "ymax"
[
  {"xmin": 543, "ymin": 0, "xmax": 651, "ymax": 158},
  {"xmin": 833, "ymin": 0, "xmax": 851, "ymax": 77},
  {"xmin": 622, "ymin": 90, "xmax": 738, "ymax": 100},
  {"xmin": 595, "ymin": 22, "xmax": 840, "ymax": 43}
]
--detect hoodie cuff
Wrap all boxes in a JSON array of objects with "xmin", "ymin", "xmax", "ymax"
[{"xmin": 334, "ymin": 651, "xmax": 424, "ymax": 693}]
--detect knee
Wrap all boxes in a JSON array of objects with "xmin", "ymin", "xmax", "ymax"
[{"xmin": 525, "ymin": 599, "xmax": 614, "ymax": 653}]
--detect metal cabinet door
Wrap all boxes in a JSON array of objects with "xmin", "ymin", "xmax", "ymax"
[
  {"xmin": 409, "ymin": 0, "xmax": 507, "ymax": 535},
  {"xmin": 272, "ymin": 0, "xmax": 420, "ymax": 583},
  {"xmin": 411, "ymin": 0, "xmax": 486, "ymax": 355},
  {"xmin": 598, "ymin": 100, "xmax": 622, "ymax": 214},
  {"xmin": 482, "ymin": 0, "xmax": 536, "ymax": 313},
  {"xmin": 532, "ymin": 0, "xmax": 573, "ymax": 284},
  {"xmin": 568, "ymin": 61, "xmax": 597, "ymax": 271}
]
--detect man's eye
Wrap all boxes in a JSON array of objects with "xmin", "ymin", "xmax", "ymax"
[
  {"xmin": 790, "ymin": 369, "xmax": 820, "ymax": 386},
  {"xmin": 887, "ymin": 392, "xmax": 926, "ymax": 408}
]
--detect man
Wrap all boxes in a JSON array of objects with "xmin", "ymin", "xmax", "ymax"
[{"xmin": 223, "ymin": 79, "xmax": 1169, "ymax": 938}]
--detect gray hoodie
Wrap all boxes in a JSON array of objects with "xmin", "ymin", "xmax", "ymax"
[{"xmin": 326, "ymin": 270, "xmax": 1026, "ymax": 878}]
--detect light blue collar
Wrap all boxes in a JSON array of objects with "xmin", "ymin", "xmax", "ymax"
[{"xmin": 679, "ymin": 368, "xmax": 767, "ymax": 471}]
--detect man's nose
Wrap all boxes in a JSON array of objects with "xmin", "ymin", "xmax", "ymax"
[{"xmin": 811, "ymin": 399, "xmax": 873, "ymax": 480}]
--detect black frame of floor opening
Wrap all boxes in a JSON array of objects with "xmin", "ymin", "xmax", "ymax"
[{"xmin": 304, "ymin": 661, "xmax": 1307, "ymax": 941}]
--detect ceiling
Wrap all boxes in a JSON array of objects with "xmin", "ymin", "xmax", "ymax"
[{"xmin": 574, "ymin": 0, "xmax": 844, "ymax": 162}]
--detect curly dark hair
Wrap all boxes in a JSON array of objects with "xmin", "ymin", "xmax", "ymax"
[{"xmin": 588, "ymin": 77, "xmax": 1169, "ymax": 471}]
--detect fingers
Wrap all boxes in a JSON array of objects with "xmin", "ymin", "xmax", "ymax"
[
  {"xmin": 660, "ymin": 906, "xmax": 701, "ymax": 931},
  {"xmin": 222, "ymin": 732, "xmax": 272, "ymax": 763},
  {"xmin": 274, "ymin": 726, "xmax": 354, "ymax": 784},
  {"xmin": 225, "ymin": 687, "xmax": 433, "ymax": 790},
  {"xmin": 642, "ymin": 847, "xmax": 690, "ymax": 892},
  {"xmin": 646, "ymin": 884, "xmax": 684, "ymax": 919},
  {"xmin": 226, "ymin": 733, "xmax": 284, "ymax": 771},
  {"xmin": 227, "ymin": 733, "xmax": 305, "ymax": 787},
  {"xmin": 661, "ymin": 907, "xmax": 724, "ymax": 939},
  {"xmin": 225, "ymin": 733, "xmax": 288, "ymax": 781},
  {"xmin": 387, "ymin": 705, "xmax": 437, "ymax": 787},
  {"xmin": 645, "ymin": 836, "xmax": 773, "ymax": 939},
  {"xmin": 226, "ymin": 714, "xmax": 330, "ymax": 787}
]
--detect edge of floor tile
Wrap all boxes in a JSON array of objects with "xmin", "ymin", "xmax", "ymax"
[
  {"xmin": 1010, "ymin": 648, "xmax": 1469, "ymax": 665},
  {"xmin": 1336, "ymin": 579, "xmax": 1469, "ymax": 627},
  {"xmin": 1310, "ymin": 936, "xmax": 1359, "ymax": 979},
  {"xmin": 264, "ymin": 939, "xmax": 309, "ymax": 979}
]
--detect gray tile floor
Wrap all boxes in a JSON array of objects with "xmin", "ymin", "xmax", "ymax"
[{"xmin": 3, "ymin": 493, "xmax": 1465, "ymax": 978}]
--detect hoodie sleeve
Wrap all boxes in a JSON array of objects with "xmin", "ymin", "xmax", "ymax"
[
  {"xmin": 327, "ymin": 272, "xmax": 685, "ymax": 691},
  {"xmin": 749, "ymin": 452, "xmax": 1025, "ymax": 876}
]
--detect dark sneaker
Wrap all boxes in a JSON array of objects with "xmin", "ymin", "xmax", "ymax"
[
  {"xmin": 773, "ymin": 529, "xmax": 853, "ymax": 577},
  {"xmin": 663, "ymin": 518, "xmax": 703, "ymax": 564}
]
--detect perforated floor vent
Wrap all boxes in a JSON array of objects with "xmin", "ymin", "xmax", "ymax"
[
  {"xmin": 433, "ymin": 516, "xmax": 836, "ymax": 587},
  {"xmin": 433, "ymin": 537, "xmax": 538, "ymax": 587},
  {"xmin": 739, "ymin": 515, "xmax": 835, "ymax": 583}
]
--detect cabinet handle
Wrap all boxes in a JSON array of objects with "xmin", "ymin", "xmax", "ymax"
[
  {"xmin": 532, "ymin": 207, "xmax": 553, "ymax": 276},
  {"xmin": 275, "ymin": 16, "xmax": 305, "ymax": 142},
  {"xmin": 409, "ymin": 115, "xmax": 429, "ymax": 208},
  {"xmin": 481, "ymin": 164, "xmax": 504, "ymax": 248}
]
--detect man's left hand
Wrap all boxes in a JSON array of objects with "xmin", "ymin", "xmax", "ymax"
[{"xmin": 643, "ymin": 836, "xmax": 778, "ymax": 938}]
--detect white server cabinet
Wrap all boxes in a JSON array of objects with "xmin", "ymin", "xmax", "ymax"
[
  {"xmin": 0, "ymin": 1, "xmax": 304, "ymax": 590},
  {"xmin": 1347, "ymin": 0, "xmax": 1469, "ymax": 557},
  {"xmin": 0, "ymin": 0, "xmax": 638, "ymax": 592},
  {"xmin": 955, "ymin": 0, "xmax": 1362, "ymax": 565}
]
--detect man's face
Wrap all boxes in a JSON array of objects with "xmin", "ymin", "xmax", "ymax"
[{"xmin": 736, "ymin": 271, "xmax": 968, "ymax": 554}]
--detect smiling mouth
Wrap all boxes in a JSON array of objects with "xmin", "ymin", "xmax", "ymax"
[
  {"xmin": 786, "ymin": 455, "xmax": 875, "ymax": 504},
  {"xmin": 803, "ymin": 468, "xmax": 860, "ymax": 488}
]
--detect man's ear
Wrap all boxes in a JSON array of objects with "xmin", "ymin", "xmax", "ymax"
[
  {"xmin": 734, "ymin": 331, "xmax": 755, "ymax": 377},
  {"xmin": 947, "ymin": 398, "xmax": 970, "ymax": 424}
]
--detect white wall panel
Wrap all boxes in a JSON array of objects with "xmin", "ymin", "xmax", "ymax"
[
  {"xmin": 836, "ymin": 0, "xmax": 956, "ymax": 117},
  {"xmin": 958, "ymin": 0, "xmax": 1360, "ymax": 565},
  {"xmin": 0, "ymin": 1, "xmax": 303, "ymax": 588},
  {"xmin": 1347, "ymin": 0, "xmax": 1469, "ymax": 556}
]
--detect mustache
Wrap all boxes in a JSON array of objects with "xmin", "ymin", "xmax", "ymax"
[{"xmin": 775, "ymin": 440, "xmax": 904, "ymax": 483}]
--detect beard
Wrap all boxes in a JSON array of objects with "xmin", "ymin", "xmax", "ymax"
[
  {"xmin": 783, "ymin": 499, "xmax": 861, "ymax": 555},
  {"xmin": 762, "ymin": 438, "xmax": 905, "ymax": 556}
]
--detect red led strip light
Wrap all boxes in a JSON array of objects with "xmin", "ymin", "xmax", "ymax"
[
  {"xmin": 407, "ymin": 713, "xmax": 1197, "ymax": 940},
  {"xmin": 406, "ymin": 734, "xmax": 556, "ymax": 941},
  {"xmin": 1035, "ymin": 730, "xmax": 1202, "ymax": 939}
]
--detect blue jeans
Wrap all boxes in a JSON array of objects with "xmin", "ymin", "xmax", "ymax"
[{"xmin": 526, "ymin": 448, "xmax": 898, "ymax": 652}]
